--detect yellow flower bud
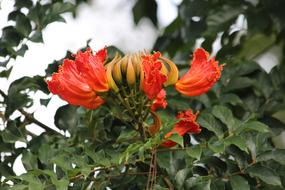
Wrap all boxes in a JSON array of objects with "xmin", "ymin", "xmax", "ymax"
[
  {"xmin": 132, "ymin": 53, "xmax": 141, "ymax": 77},
  {"xmin": 126, "ymin": 56, "xmax": 136, "ymax": 87},
  {"xmin": 160, "ymin": 56, "xmax": 179, "ymax": 86},
  {"xmin": 120, "ymin": 54, "xmax": 128, "ymax": 74},
  {"xmin": 106, "ymin": 57, "xmax": 119, "ymax": 92},
  {"xmin": 160, "ymin": 63, "xmax": 168, "ymax": 76},
  {"xmin": 112, "ymin": 59, "xmax": 123, "ymax": 84}
]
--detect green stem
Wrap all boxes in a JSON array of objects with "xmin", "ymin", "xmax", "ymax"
[
  {"xmin": 137, "ymin": 120, "xmax": 146, "ymax": 142},
  {"xmin": 116, "ymin": 93, "xmax": 136, "ymax": 118}
]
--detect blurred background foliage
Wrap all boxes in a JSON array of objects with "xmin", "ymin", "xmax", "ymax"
[{"xmin": 1, "ymin": 0, "xmax": 285, "ymax": 189}]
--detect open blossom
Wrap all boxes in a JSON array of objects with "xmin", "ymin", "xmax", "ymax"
[
  {"xmin": 142, "ymin": 52, "xmax": 167, "ymax": 100},
  {"xmin": 161, "ymin": 110, "xmax": 201, "ymax": 148},
  {"xmin": 47, "ymin": 48, "xmax": 109, "ymax": 109},
  {"xmin": 175, "ymin": 48, "xmax": 224, "ymax": 96},
  {"xmin": 151, "ymin": 89, "xmax": 167, "ymax": 111},
  {"xmin": 75, "ymin": 48, "xmax": 109, "ymax": 93}
]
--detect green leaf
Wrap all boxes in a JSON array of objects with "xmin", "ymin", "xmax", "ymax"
[
  {"xmin": 186, "ymin": 177, "xmax": 211, "ymax": 190},
  {"xmin": 10, "ymin": 184, "xmax": 28, "ymax": 190},
  {"xmin": 1, "ymin": 120, "xmax": 26, "ymax": 143},
  {"xmin": 156, "ymin": 151, "xmax": 171, "ymax": 171},
  {"xmin": 237, "ymin": 121, "xmax": 270, "ymax": 134},
  {"xmin": 38, "ymin": 143, "xmax": 54, "ymax": 163},
  {"xmin": 247, "ymin": 166, "xmax": 282, "ymax": 186},
  {"xmin": 210, "ymin": 179, "xmax": 225, "ymax": 190},
  {"xmin": 0, "ymin": 58, "xmax": 10, "ymax": 67},
  {"xmin": 167, "ymin": 98, "xmax": 191, "ymax": 110},
  {"xmin": 153, "ymin": 185, "xmax": 169, "ymax": 190},
  {"xmin": 15, "ymin": 14, "xmax": 32, "ymax": 37},
  {"xmin": 54, "ymin": 105, "xmax": 78, "ymax": 130},
  {"xmin": 5, "ymin": 76, "xmax": 47, "ymax": 117},
  {"xmin": 28, "ymin": 2, "xmax": 75, "ymax": 29},
  {"xmin": 19, "ymin": 173, "xmax": 44, "ymax": 190},
  {"xmin": 1, "ymin": 26, "xmax": 23, "ymax": 47},
  {"xmin": 87, "ymin": 149, "xmax": 110, "ymax": 167},
  {"xmin": 224, "ymin": 77, "xmax": 254, "ymax": 92},
  {"xmin": 212, "ymin": 105, "xmax": 237, "ymax": 133},
  {"xmin": 51, "ymin": 154, "xmax": 73, "ymax": 171},
  {"xmin": 180, "ymin": 0, "xmax": 208, "ymax": 18},
  {"xmin": 208, "ymin": 138, "xmax": 225, "ymax": 153},
  {"xmin": 0, "ymin": 67, "xmax": 13, "ymax": 78},
  {"xmin": 205, "ymin": 4, "xmax": 242, "ymax": 35},
  {"xmin": 220, "ymin": 94, "xmax": 243, "ymax": 106},
  {"xmin": 17, "ymin": 44, "xmax": 28, "ymax": 57},
  {"xmin": 230, "ymin": 175, "xmax": 250, "ymax": 190},
  {"xmin": 8, "ymin": 10, "xmax": 22, "ymax": 21},
  {"xmin": 245, "ymin": 135, "xmax": 256, "ymax": 161},
  {"xmin": 106, "ymin": 45, "xmax": 124, "ymax": 59},
  {"xmin": 186, "ymin": 145, "xmax": 202, "ymax": 160},
  {"xmin": 197, "ymin": 113, "xmax": 224, "ymax": 139},
  {"xmin": 119, "ymin": 143, "xmax": 142, "ymax": 164},
  {"xmin": 43, "ymin": 170, "xmax": 69, "ymax": 190},
  {"xmin": 29, "ymin": 31, "xmax": 43, "ymax": 43},
  {"xmin": 236, "ymin": 33, "xmax": 276, "ymax": 60},
  {"xmin": 224, "ymin": 135, "xmax": 248, "ymax": 153},
  {"xmin": 168, "ymin": 132, "xmax": 184, "ymax": 147},
  {"xmin": 92, "ymin": 180, "xmax": 109, "ymax": 190},
  {"xmin": 257, "ymin": 149, "xmax": 285, "ymax": 165},
  {"xmin": 175, "ymin": 168, "xmax": 190, "ymax": 188},
  {"xmin": 15, "ymin": 0, "xmax": 33, "ymax": 9},
  {"xmin": 116, "ymin": 130, "xmax": 138, "ymax": 143},
  {"xmin": 50, "ymin": 2, "xmax": 75, "ymax": 15},
  {"xmin": 132, "ymin": 0, "xmax": 157, "ymax": 26},
  {"xmin": 22, "ymin": 151, "xmax": 38, "ymax": 170},
  {"xmin": 204, "ymin": 156, "xmax": 227, "ymax": 175},
  {"xmin": 39, "ymin": 98, "xmax": 51, "ymax": 106}
]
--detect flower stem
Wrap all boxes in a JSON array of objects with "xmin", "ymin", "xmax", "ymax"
[{"xmin": 137, "ymin": 120, "xmax": 146, "ymax": 142}]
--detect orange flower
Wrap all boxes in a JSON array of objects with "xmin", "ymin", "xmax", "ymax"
[
  {"xmin": 151, "ymin": 89, "xmax": 167, "ymax": 111},
  {"xmin": 75, "ymin": 48, "xmax": 109, "ymax": 92},
  {"xmin": 47, "ymin": 48, "xmax": 109, "ymax": 109},
  {"xmin": 142, "ymin": 52, "xmax": 167, "ymax": 99},
  {"xmin": 175, "ymin": 48, "xmax": 224, "ymax": 96},
  {"xmin": 161, "ymin": 110, "xmax": 201, "ymax": 148}
]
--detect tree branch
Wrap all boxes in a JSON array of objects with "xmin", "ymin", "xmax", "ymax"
[
  {"xmin": 163, "ymin": 176, "xmax": 174, "ymax": 190},
  {"xmin": 70, "ymin": 167, "xmax": 107, "ymax": 181},
  {"xmin": 0, "ymin": 89, "xmax": 6, "ymax": 99},
  {"xmin": 0, "ymin": 89, "xmax": 62, "ymax": 135},
  {"xmin": 18, "ymin": 108, "xmax": 61, "ymax": 135}
]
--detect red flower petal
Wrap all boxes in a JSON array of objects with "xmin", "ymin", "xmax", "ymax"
[
  {"xmin": 175, "ymin": 48, "xmax": 224, "ymax": 96},
  {"xmin": 151, "ymin": 89, "xmax": 168, "ymax": 111},
  {"xmin": 75, "ymin": 48, "xmax": 109, "ymax": 93},
  {"xmin": 160, "ymin": 110, "xmax": 201, "ymax": 148},
  {"xmin": 47, "ymin": 48, "xmax": 108, "ymax": 109},
  {"xmin": 142, "ymin": 52, "xmax": 167, "ymax": 100},
  {"xmin": 160, "ymin": 139, "xmax": 177, "ymax": 148}
]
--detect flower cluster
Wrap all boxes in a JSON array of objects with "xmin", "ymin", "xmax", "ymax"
[{"xmin": 47, "ymin": 47, "xmax": 223, "ymax": 147}]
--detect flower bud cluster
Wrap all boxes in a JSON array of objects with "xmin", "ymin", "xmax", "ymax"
[{"xmin": 47, "ymin": 47, "xmax": 223, "ymax": 145}]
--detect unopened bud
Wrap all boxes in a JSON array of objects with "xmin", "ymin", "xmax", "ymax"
[
  {"xmin": 106, "ymin": 58, "xmax": 119, "ymax": 92},
  {"xmin": 160, "ymin": 56, "xmax": 179, "ymax": 86},
  {"xmin": 126, "ymin": 56, "xmax": 136, "ymax": 87},
  {"xmin": 120, "ymin": 54, "xmax": 128, "ymax": 74},
  {"xmin": 112, "ymin": 59, "xmax": 123, "ymax": 84},
  {"xmin": 132, "ymin": 53, "xmax": 141, "ymax": 77}
]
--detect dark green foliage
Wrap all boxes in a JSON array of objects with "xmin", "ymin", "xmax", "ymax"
[
  {"xmin": 1, "ymin": 0, "xmax": 285, "ymax": 189},
  {"xmin": 0, "ymin": 0, "xmax": 84, "ymax": 62},
  {"xmin": 132, "ymin": 0, "xmax": 158, "ymax": 27}
]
